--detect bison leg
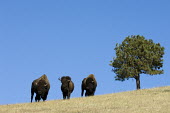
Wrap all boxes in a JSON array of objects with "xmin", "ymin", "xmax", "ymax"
[
  {"xmin": 42, "ymin": 95, "xmax": 47, "ymax": 102},
  {"xmin": 81, "ymin": 78, "xmax": 86, "ymax": 97},
  {"xmin": 63, "ymin": 95, "xmax": 66, "ymax": 99},
  {"xmin": 42, "ymin": 93, "xmax": 48, "ymax": 102},
  {"xmin": 81, "ymin": 89, "xmax": 84, "ymax": 97},
  {"xmin": 63, "ymin": 93, "xmax": 66, "ymax": 100},
  {"xmin": 31, "ymin": 90, "xmax": 34, "ymax": 103},
  {"xmin": 85, "ymin": 91, "xmax": 88, "ymax": 97},
  {"xmin": 92, "ymin": 91, "xmax": 95, "ymax": 96},
  {"xmin": 35, "ymin": 94, "xmax": 41, "ymax": 102},
  {"xmin": 67, "ymin": 92, "xmax": 71, "ymax": 99}
]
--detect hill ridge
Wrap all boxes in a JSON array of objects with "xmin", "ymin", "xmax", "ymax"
[{"xmin": 1, "ymin": 86, "xmax": 170, "ymax": 113}]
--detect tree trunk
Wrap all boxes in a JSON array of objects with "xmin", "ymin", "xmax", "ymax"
[{"xmin": 135, "ymin": 74, "xmax": 140, "ymax": 90}]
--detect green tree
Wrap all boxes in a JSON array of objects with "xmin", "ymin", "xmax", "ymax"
[{"xmin": 110, "ymin": 35, "xmax": 164, "ymax": 90}]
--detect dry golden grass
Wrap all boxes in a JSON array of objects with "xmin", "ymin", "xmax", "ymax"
[{"xmin": 1, "ymin": 86, "xmax": 170, "ymax": 113}]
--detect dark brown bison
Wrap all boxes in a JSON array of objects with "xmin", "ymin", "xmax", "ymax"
[
  {"xmin": 59, "ymin": 76, "xmax": 74, "ymax": 99},
  {"xmin": 31, "ymin": 74, "xmax": 50, "ymax": 103},
  {"xmin": 81, "ymin": 74, "xmax": 97, "ymax": 97}
]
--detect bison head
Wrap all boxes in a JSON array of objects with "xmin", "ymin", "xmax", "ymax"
[
  {"xmin": 59, "ymin": 76, "xmax": 71, "ymax": 93},
  {"xmin": 86, "ymin": 81, "xmax": 95, "ymax": 93},
  {"xmin": 37, "ymin": 80, "xmax": 49, "ymax": 97},
  {"xmin": 85, "ymin": 78, "xmax": 96, "ymax": 95}
]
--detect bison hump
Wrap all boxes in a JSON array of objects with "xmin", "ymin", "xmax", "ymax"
[
  {"xmin": 38, "ymin": 74, "xmax": 50, "ymax": 85},
  {"xmin": 87, "ymin": 74, "xmax": 95, "ymax": 79},
  {"xmin": 61, "ymin": 76, "xmax": 71, "ymax": 81}
]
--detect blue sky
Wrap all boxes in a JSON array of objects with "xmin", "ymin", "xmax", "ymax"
[{"xmin": 0, "ymin": 0, "xmax": 169, "ymax": 105}]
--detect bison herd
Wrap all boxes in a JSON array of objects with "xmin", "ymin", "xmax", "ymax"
[{"xmin": 31, "ymin": 74, "xmax": 97, "ymax": 103}]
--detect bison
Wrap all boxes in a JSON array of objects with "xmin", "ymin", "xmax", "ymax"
[
  {"xmin": 31, "ymin": 74, "xmax": 50, "ymax": 103},
  {"xmin": 81, "ymin": 74, "xmax": 97, "ymax": 97},
  {"xmin": 59, "ymin": 76, "xmax": 74, "ymax": 99}
]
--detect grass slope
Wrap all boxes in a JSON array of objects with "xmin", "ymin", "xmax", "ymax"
[{"xmin": 1, "ymin": 86, "xmax": 170, "ymax": 113}]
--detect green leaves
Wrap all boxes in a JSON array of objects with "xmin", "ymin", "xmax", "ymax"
[{"xmin": 110, "ymin": 35, "xmax": 164, "ymax": 81}]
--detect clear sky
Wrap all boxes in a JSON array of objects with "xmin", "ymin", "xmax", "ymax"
[{"xmin": 0, "ymin": 0, "xmax": 169, "ymax": 105}]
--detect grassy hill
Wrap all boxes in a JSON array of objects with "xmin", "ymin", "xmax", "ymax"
[{"xmin": 1, "ymin": 86, "xmax": 170, "ymax": 113}]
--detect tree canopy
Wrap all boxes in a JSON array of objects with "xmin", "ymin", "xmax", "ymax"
[{"xmin": 110, "ymin": 35, "xmax": 164, "ymax": 89}]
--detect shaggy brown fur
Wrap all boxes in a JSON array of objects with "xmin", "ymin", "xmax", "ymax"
[
  {"xmin": 81, "ymin": 74, "xmax": 97, "ymax": 97},
  {"xmin": 59, "ymin": 76, "xmax": 74, "ymax": 99},
  {"xmin": 31, "ymin": 74, "xmax": 50, "ymax": 103}
]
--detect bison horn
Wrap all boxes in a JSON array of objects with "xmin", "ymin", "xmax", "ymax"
[
  {"xmin": 44, "ymin": 84, "xmax": 48, "ymax": 86},
  {"xmin": 58, "ymin": 78, "xmax": 61, "ymax": 81}
]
